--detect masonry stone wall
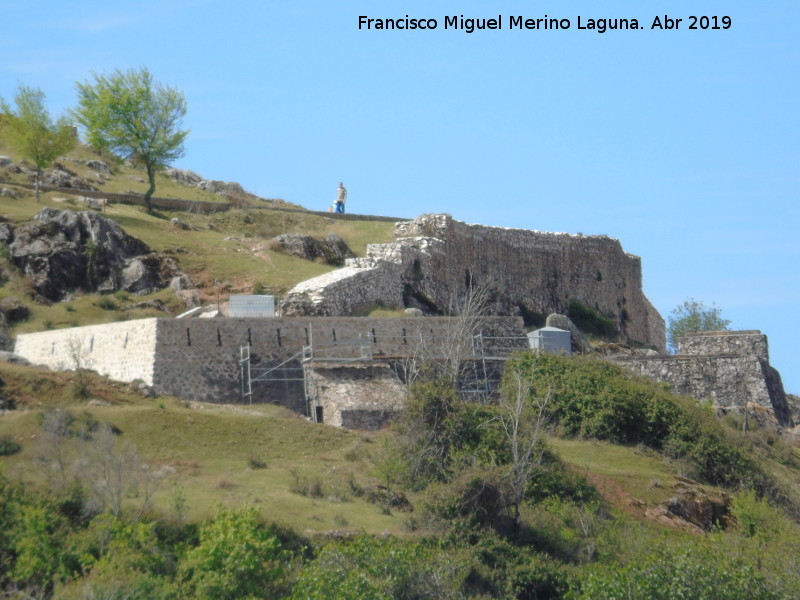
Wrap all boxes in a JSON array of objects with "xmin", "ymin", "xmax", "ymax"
[
  {"xmin": 282, "ymin": 214, "xmax": 665, "ymax": 351},
  {"xmin": 15, "ymin": 315, "xmax": 525, "ymax": 414},
  {"xmin": 13, "ymin": 319, "xmax": 159, "ymax": 385},
  {"xmin": 611, "ymin": 331, "xmax": 792, "ymax": 426},
  {"xmin": 150, "ymin": 315, "xmax": 524, "ymax": 404},
  {"xmin": 678, "ymin": 330, "xmax": 769, "ymax": 361},
  {"xmin": 305, "ymin": 364, "xmax": 406, "ymax": 429}
]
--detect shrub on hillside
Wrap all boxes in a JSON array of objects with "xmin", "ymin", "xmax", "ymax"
[
  {"xmin": 506, "ymin": 353, "xmax": 768, "ymax": 490},
  {"xmin": 566, "ymin": 301, "xmax": 618, "ymax": 339}
]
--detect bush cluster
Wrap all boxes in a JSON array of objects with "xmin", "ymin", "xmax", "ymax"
[
  {"xmin": 566, "ymin": 301, "xmax": 618, "ymax": 339},
  {"xmin": 509, "ymin": 353, "xmax": 769, "ymax": 490}
]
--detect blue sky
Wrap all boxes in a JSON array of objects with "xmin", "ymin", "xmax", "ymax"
[{"xmin": 3, "ymin": 1, "xmax": 799, "ymax": 392}]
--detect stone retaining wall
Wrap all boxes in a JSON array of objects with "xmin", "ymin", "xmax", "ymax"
[
  {"xmin": 611, "ymin": 331, "xmax": 792, "ymax": 426},
  {"xmin": 678, "ymin": 330, "xmax": 768, "ymax": 361},
  {"xmin": 15, "ymin": 315, "xmax": 525, "ymax": 410},
  {"xmin": 13, "ymin": 319, "xmax": 158, "ymax": 385}
]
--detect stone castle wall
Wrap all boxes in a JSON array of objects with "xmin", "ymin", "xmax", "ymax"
[
  {"xmin": 611, "ymin": 331, "xmax": 792, "ymax": 426},
  {"xmin": 15, "ymin": 316, "xmax": 525, "ymax": 411},
  {"xmin": 678, "ymin": 330, "xmax": 768, "ymax": 361},
  {"xmin": 282, "ymin": 215, "xmax": 666, "ymax": 351}
]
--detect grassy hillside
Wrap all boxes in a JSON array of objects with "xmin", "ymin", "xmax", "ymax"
[
  {"xmin": 1, "ymin": 355, "xmax": 800, "ymax": 598},
  {"xmin": 0, "ymin": 141, "xmax": 396, "ymax": 334},
  {"xmin": 2, "ymin": 144, "xmax": 800, "ymax": 598}
]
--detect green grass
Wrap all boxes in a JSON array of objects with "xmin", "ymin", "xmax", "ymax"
[
  {"xmin": 549, "ymin": 437, "xmax": 689, "ymax": 507},
  {"xmin": 0, "ymin": 141, "xmax": 397, "ymax": 330},
  {"xmin": 0, "ymin": 362, "xmax": 412, "ymax": 532}
]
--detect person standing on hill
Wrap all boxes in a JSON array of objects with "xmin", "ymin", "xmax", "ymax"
[{"xmin": 335, "ymin": 182, "xmax": 347, "ymax": 214}]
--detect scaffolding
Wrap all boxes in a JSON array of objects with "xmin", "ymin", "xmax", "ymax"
[{"xmin": 239, "ymin": 325, "xmax": 529, "ymax": 418}]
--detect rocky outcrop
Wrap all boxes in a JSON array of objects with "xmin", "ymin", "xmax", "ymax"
[
  {"xmin": 164, "ymin": 168, "xmax": 247, "ymax": 200},
  {"xmin": 8, "ymin": 208, "xmax": 187, "ymax": 301},
  {"xmin": 645, "ymin": 477, "xmax": 731, "ymax": 533},
  {"xmin": 85, "ymin": 159, "xmax": 111, "ymax": 175},
  {"xmin": 270, "ymin": 234, "xmax": 355, "ymax": 266},
  {"xmin": 44, "ymin": 164, "xmax": 95, "ymax": 191},
  {"xmin": 163, "ymin": 168, "xmax": 203, "ymax": 186},
  {"xmin": 283, "ymin": 214, "xmax": 665, "ymax": 351}
]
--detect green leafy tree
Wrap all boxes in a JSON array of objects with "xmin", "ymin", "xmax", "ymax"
[
  {"xmin": 667, "ymin": 297, "xmax": 731, "ymax": 352},
  {"xmin": 291, "ymin": 535, "xmax": 465, "ymax": 600},
  {"xmin": 73, "ymin": 67, "xmax": 188, "ymax": 213},
  {"xmin": 178, "ymin": 505, "xmax": 286, "ymax": 600},
  {"xmin": 0, "ymin": 84, "xmax": 76, "ymax": 200},
  {"xmin": 12, "ymin": 502, "xmax": 77, "ymax": 593}
]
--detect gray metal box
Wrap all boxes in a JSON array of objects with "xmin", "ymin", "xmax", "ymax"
[
  {"xmin": 229, "ymin": 295, "xmax": 276, "ymax": 318},
  {"xmin": 527, "ymin": 326, "xmax": 571, "ymax": 355}
]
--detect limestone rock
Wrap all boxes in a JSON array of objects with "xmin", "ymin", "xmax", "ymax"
[
  {"xmin": 164, "ymin": 168, "xmax": 203, "ymax": 186},
  {"xmin": 121, "ymin": 298, "xmax": 172, "ymax": 314},
  {"xmin": 545, "ymin": 313, "xmax": 593, "ymax": 354},
  {"xmin": 271, "ymin": 234, "xmax": 355, "ymax": 266},
  {"xmin": 169, "ymin": 273, "xmax": 195, "ymax": 291},
  {"xmin": 786, "ymin": 393, "xmax": 800, "ymax": 426},
  {"xmin": 0, "ymin": 187, "xmax": 16, "ymax": 198},
  {"xmin": 81, "ymin": 196, "xmax": 107, "ymax": 211},
  {"xmin": 8, "ymin": 208, "xmax": 184, "ymax": 301},
  {"xmin": 44, "ymin": 168, "xmax": 94, "ymax": 191},
  {"xmin": 119, "ymin": 254, "xmax": 181, "ymax": 295},
  {"xmin": 170, "ymin": 273, "xmax": 199, "ymax": 308},
  {"xmin": 0, "ymin": 156, "xmax": 12, "ymax": 167},
  {"xmin": 85, "ymin": 159, "xmax": 111, "ymax": 174},
  {"xmin": 0, "ymin": 221, "xmax": 13, "ymax": 244},
  {"xmin": 198, "ymin": 179, "xmax": 245, "ymax": 198}
]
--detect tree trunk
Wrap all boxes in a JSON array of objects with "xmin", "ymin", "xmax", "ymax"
[
  {"xmin": 144, "ymin": 162, "xmax": 156, "ymax": 213},
  {"xmin": 35, "ymin": 168, "xmax": 41, "ymax": 202}
]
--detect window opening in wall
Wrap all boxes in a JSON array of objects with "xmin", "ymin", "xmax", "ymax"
[
  {"xmin": 186, "ymin": 328, "xmax": 191, "ymax": 346},
  {"xmin": 277, "ymin": 328, "xmax": 282, "ymax": 347},
  {"xmin": 372, "ymin": 328, "xmax": 377, "ymax": 343},
  {"xmin": 332, "ymin": 328, "xmax": 337, "ymax": 343},
  {"xmin": 217, "ymin": 329, "xmax": 222, "ymax": 346},
  {"xmin": 305, "ymin": 327, "xmax": 309, "ymax": 345},
  {"xmin": 315, "ymin": 405, "xmax": 324, "ymax": 424},
  {"xmin": 402, "ymin": 327, "xmax": 407, "ymax": 344},
  {"xmin": 247, "ymin": 328, "xmax": 252, "ymax": 346}
]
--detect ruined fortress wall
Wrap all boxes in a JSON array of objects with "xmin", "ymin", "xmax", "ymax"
[
  {"xmin": 284, "ymin": 215, "xmax": 665, "ymax": 351},
  {"xmin": 286, "ymin": 261, "xmax": 405, "ymax": 317},
  {"xmin": 612, "ymin": 354, "xmax": 772, "ymax": 410},
  {"xmin": 400, "ymin": 215, "xmax": 665, "ymax": 350},
  {"xmin": 679, "ymin": 330, "xmax": 769, "ymax": 361},
  {"xmin": 13, "ymin": 319, "xmax": 158, "ymax": 385},
  {"xmin": 611, "ymin": 340, "xmax": 792, "ymax": 426}
]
